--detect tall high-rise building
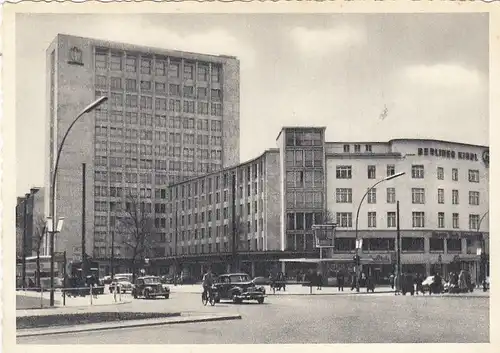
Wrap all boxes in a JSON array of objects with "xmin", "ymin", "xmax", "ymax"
[{"xmin": 45, "ymin": 34, "xmax": 240, "ymax": 267}]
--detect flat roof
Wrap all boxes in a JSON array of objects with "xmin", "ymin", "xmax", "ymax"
[
  {"xmin": 276, "ymin": 126, "xmax": 327, "ymax": 142},
  {"xmin": 167, "ymin": 148, "xmax": 279, "ymax": 189},
  {"xmin": 54, "ymin": 33, "xmax": 240, "ymax": 63},
  {"xmin": 327, "ymin": 138, "xmax": 488, "ymax": 149}
]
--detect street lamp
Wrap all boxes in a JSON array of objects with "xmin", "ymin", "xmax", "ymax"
[
  {"xmin": 354, "ymin": 172, "xmax": 405, "ymax": 292},
  {"xmin": 49, "ymin": 96, "xmax": 108, "ymax": 306},
  {"xmin": 476, "ymin": 211, "xmax": 489, "ymax": 292}
]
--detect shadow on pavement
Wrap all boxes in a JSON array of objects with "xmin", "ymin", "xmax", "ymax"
[{"xmin": 16, "ymin": 295, "xmax": 59, "ymax": 310}]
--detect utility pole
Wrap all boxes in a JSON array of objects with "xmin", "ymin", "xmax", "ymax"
[
  {"xmin": 81, "ymin": 163, "xmax": 87, "ymax": 278},
  {"xmin": 231, "ymin": 172, "xmax": 238, "ymax": 272},
  {"xmin": 21, "ymin": 193, "xmax": 29, "ymax": 289},
  {"xmin": 111, "ymin": 231, "xmax": 115, "ymax": 278},
  {"xmin": 396, "ymin": 200, "xmax": 402, "ymax": 294},
  {"xmin": 174, "ymin": 198, "xmax": 179, "ymax": 285}
]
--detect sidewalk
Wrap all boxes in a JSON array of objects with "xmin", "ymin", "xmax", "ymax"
[
  {"xmin": 170, "ymin": 284, "xmax": 395, "ymax": 295},
  {"xmin": 16, "ymin": 289, "xmax": 132, "ymax": 310}
]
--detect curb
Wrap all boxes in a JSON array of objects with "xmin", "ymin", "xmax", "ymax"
[
  {"xmin": 412, "ymin": 294, "xmax": 489, "ymax": 299},
  {"xmin": 261, "ymin": 290, "xmax": 395, "ymax": 296},
  {"xmin": 16, "ymin": 300, "xmax": 133, "ymax": 313},
  {"xmin": 16, "ymin": 314, "xmax": 242, "ymax": 338}
]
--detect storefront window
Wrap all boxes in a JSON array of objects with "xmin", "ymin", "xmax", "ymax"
[
  {"xmin": 429, "ymin": 238, "xmax": 444, "ymax": 252},
  {"xmin": 335, "ymin": 238, "xmax": 355, "ymax": 252},
  {"xmin": 402, "ymin": 237, "xmax": 424, "ymax": 252},
  {"xmin": 447, "ymin": 238, "xmax": 462, "ymax": 253},
  {"xmin": 367, "ymin": 238, "xmax": 395, "ymax": 251}
]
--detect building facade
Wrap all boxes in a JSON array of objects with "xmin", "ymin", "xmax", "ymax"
[
  {"xmin": 323, "ymin": 136, "xmax": 490, "ymax": 282},
  {"xmin": 15, "ymin": 187, "xmax": 46, "ymax": 260},
  {"xmin": 45, "ymin": 34, "xmax": 240, "ymax": 270},
  {"xmin": 150, "ymin": 127, "xmax": 489, "ymax": 284}
]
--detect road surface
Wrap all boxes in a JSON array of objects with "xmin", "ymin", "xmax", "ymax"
[{"xmin": 18, "ymin": 292, "xmax": 489, "ymax": 344}]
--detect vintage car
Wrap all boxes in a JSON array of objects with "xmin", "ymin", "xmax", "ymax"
[
  {"xmin": 109, "ymin": 276, "xmax": 134, "ymax": 293},
  {"xmin": 132, "ymin": 276, "xmax": 170, "ymax": 299},
  {"xmin": 214, "ymin": 273, "xmax": 266, "ymax": 304},
  {"xmin": 421, "ymin": 275, "xmax": 446, "ymax": 294}
]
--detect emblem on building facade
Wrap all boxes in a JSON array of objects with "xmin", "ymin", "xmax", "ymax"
[
  {"xmin": 68, "ymin": 46, "xmax": 84, "ymax": 66},
  {"xmin": 482, "ymin": 149, "xmax": 489, "ymax": 167}
]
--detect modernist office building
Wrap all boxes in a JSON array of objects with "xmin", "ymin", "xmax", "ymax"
[
  {"xmin": 152, "ymin": 127, "xmax": 489, "ymax": 283},
  {"xmin": 45, "ymin": 34, "xmax": 240, "ymax": 266}
]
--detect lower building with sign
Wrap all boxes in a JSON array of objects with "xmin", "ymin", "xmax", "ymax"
[{"xmin": 86, "ymin": 126, "xmax": 489, "ymax": 285}]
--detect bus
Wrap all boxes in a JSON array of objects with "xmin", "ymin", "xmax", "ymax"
[{"xmin": 16, "ymin": 255, "xmax": 65, "ymax": 289}]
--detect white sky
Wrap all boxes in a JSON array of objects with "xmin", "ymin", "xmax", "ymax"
[{"xmin": 15, "ymin": 13, "xmax": 489, "ymax": 196}]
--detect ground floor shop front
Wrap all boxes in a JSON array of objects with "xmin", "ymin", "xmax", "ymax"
[
  {"xmin": 92, "ymin": 249, "xmax": 488, "ymax": 286},
  {"xmin": 278, "ymin": 252, "xmax": 487, "ymax": 285}
]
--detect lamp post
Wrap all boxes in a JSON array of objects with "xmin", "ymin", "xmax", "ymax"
[
  {"xmin": 49, "ymin": 96, "xmax": 108, "ymax": 306},
  {"xmin": 354, "ymin": 172, "xmax": 405, "ymax": 292},
  {"xmin": 476, "ymin": 210, "xmax": 489, "ymax": 292}
]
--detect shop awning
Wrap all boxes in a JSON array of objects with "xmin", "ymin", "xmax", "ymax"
[{"xmin": 279, "ymin": 258, "xmax": 361, "ymax": 263}]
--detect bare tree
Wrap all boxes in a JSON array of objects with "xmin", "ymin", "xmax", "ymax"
[
  {"xmin": 117, "ymin": 190, "xmax": 156, "ymax": 281},
  {"xmin": 232, "ymin": 217, "xmax": 247, "ymax": 251},
  {"xmin": 324, "ymin": 210, "xmax": 335, "ymax": 224},
  {"xmin": 31, "ymin": 214, "xmax": 46, "ymax": 288}
]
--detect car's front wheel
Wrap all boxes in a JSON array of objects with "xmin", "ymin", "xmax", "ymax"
[
  {"xmin": 257, "ymin": 298, "xmax": 264, "ymax": 304},
  {"xmin": 165, "ymin": 294, "xmax": 170, "ymax": 299}
]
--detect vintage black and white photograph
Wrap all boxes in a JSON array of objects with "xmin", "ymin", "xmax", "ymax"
[{"xmin": 4, "ymin": 8, "xmax": 491, "ymax": 345}]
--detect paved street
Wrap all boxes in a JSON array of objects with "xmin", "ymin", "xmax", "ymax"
[{"xmin": 18, "ymin": 291, "xmax": 489, "ymax": 344}]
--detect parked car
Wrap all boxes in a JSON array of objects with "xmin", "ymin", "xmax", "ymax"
[
  {"xmin": 214, "ymin": 273, "xmax": 266, "ymax": 304},
  {"xmin": 132, "ymin": 276, "xmax": 170, "ymax": 299},
  {"xmin": 421, "ymin": 275, "xmax": 445, "ymax": 294},
  {"xmin": 252, "ymin": 276, "xmax": 271, "ymax": 286},
  {"xmin": 101, "ymin": 276, "xmax": 113, "ymax": 285},
  {"xmin": 109, "ymin": 276, "xmax": 134, "ymax": 293}
]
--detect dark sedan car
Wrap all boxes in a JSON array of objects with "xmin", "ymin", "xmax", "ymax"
[{"xmin": 214, "ymin": 273, "xmax": 266, "ymax": 304}]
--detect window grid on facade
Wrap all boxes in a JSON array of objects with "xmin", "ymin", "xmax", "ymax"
[
  {"xmin": 336, "ymin": 166, "xmax": 352, "ymax": 179},
  {"xmin": 368, "ymin": 212, "xmax": 376, "ymax": 228},
  {"xmin": 336, "ymin": 188, "xmax": 352, "ymax": 203},
  {"xmin": 452, "ymin": 213, "xmax": 459, "ymax": 229},
  {"xmin": 452, "ymin": 190, "xmax": 459, "ymax": 205},
  {"xmin": 387, "ymin": 165, "xmax": 395, "ymax": 177},
  {"xmin": 411, "ymin": 165, "xmax": 425, "ymax": 179},
  {"xmin": 438, "ymin": 212, "xmax": 445, "ymax": 228},
  {"xmin": 412, "ymin": 212, "xmax": 425, "ymax": 228},
  {"xmin": 469, "ymin": 214, "xmax": 480, "ymax": 230},
  {"xmin": 367, "ymin": 189, "xmax": 377, "ymax": 204},
  {"xmin": 469, "ymin": 191, "xmax": 480, "ymax": 206},
  {"xmin": 412, "ymin": 188, "xmax": 425, "ymax": 204},
  {"xmin": 367, "ymin": 165, "xmax": 376, "ymax": 179},
  {"xmin": 336, "ymin": 212, "xmax": 352, "ymax": 228},
  {"xmin": 386, "ymin": 188, "xmax": 396, "ymax": 204},
  {"xmin": 437, "ymin": 167, "xmax": 444, "ymax": 180},
  {"xmin": 387, "ymin": 212, "xmax": 396, "ymax": 228},
  {"xmin": 438, "ymin": 189, "xmax": 444, "ymax": 204}
]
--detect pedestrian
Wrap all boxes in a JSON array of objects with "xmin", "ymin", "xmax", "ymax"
[
  {"xmin": 415, "ymin": 273, "xmax": 423, "ymax": 295},
  {"xmin": 337, "ymin": 271, "xmax": 345, "ymax": 292},
  {"xmin": 389, "ymin": 273, "xmax": 395, "ymax": 290},
  {"xmin": 316, "ymin": 271, "xmax": 323, "ymax": 290},
  {"xmin": 350, "ymin": 272, "xmax": 357, "ymax": 291}
]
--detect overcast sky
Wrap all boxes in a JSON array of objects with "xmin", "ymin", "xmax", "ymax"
[{"xmin": 15, "ymin": 13, "xmax": 489, "ymax": 196}]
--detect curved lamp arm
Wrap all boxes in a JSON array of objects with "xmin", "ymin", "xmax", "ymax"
[
  {"xmin": 477, "ymin": 211, "xmax": 489, "ymax": 232},
  {"xmin": 50, "ymin": 97, "xmax": 108, "ymax": 228}
]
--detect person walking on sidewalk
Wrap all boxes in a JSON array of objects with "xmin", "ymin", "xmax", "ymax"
[
  {"xmin": 350, "ymin": 272, "xmax": 357, "ymax": 291},
  {"xmin": 316, "ymin": 271, "xmax": 323, "ymax": 290},
  {"xmin": 337, "ymin": 271, "xmax": 345, "ymax": 291}
]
